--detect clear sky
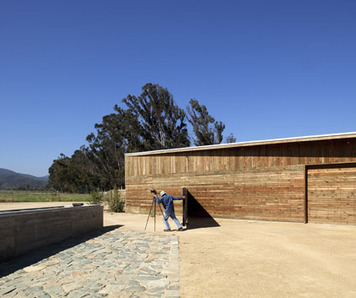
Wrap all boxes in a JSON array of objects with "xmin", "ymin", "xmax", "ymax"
[{"xmin": 1, "ymin": 0, "xmax": 356, "ymax": 177}]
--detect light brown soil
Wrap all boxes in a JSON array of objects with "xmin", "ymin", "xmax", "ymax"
[{"xmin": 2, "ymin": 202, "xmax": 356, "ymax": 297}]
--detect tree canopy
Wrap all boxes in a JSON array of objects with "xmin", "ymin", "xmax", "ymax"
[
  {"xmin": 48, "ymin": 83, "xmax": 232, "ymax": 192},
  {"xmin": 187, "ymin": 99, "xmax": 226, "ymax": 146},
  {"xmin": 123, "ymin": 83, "xmax": 190, "ymax": 150}
]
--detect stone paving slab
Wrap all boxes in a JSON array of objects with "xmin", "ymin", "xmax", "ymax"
[{"xmin": 0, "ymin": 228, "xmax": 179, "ymax": 298}]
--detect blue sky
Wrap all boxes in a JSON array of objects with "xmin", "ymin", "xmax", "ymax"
[{"xmin": 1, "ymin": 0, "xmax": 356, "ymax": 177}]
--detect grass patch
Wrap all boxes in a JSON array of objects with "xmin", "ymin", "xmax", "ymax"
[{"xmin": 0, "ymin": 190, "xmax": 90, "ymax": 202}]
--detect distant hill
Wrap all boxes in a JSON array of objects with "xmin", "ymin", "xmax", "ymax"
[{"xmin": 0, "ymin": 168, "xmax": 48, "ymax": 190}]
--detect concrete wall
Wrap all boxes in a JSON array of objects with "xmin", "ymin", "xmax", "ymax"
[{"xmin": 0, "ymin": 204, "xmax": 103, "ymax": 262}]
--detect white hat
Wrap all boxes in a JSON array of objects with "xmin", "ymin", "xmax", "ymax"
[{"xmin": 160, "ymin": 191, "xmax": 166, "ymax": 197}]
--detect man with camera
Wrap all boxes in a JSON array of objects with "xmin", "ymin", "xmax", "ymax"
[{"xmin": 153, "ymin": 190, "xmax": 184, "ymax": 232}]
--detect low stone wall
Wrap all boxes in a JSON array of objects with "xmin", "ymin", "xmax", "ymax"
[{"xmin": 0, "ymin": 204, "xmax": 103, "ymax": 262}]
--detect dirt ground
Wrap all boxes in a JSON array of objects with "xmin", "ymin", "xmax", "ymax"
[{"xmin": 2, "ymin": 202, "xmax": 356, "ymax": 297}]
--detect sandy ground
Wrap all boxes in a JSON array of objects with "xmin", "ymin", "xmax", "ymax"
[{"xmin": 1, "ymin": 202, "xmax": 356, "ymax": 297}]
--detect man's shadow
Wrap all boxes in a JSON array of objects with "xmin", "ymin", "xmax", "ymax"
[{"xmin": 0, "ymin": 225, "xmax": 122, "ymax": 278}]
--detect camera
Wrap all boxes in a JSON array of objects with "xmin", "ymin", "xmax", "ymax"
[{"xmin": 150, "ymin": 189, "xmax": 157, "ymax": 195}]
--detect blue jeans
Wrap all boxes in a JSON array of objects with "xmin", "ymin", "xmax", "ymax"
[{"xmin": 163, "ymin": 211, "xmax": 182, "ymax": 230}]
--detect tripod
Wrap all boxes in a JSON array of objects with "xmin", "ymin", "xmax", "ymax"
[{"xmin": 145, "ymin": 196, "xmax": 164, "ymax": 231}]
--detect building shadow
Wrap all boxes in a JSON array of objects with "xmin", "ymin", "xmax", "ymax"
[
  {"xmin": 0, "ymin": 225, "xmax": 123, "ymax": 278},
  {"xmin": 186, "ymin": 190, "xmax": 220, "ymax": 230}
]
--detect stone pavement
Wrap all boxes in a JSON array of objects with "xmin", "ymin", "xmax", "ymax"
[{"xmin": 0, "ymin": 228, "xmax": 180, "ymax": 297}]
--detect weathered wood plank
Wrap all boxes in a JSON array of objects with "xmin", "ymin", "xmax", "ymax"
[{"xmin": 308, "ymin": 166, "xmax": 356, "ymax": 224}]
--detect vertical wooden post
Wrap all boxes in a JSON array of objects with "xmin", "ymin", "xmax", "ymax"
[
  {"xmin": 304, "ymin": 166, "xmax": 308, "ymax": 224},
  {"xmin": 182, "ymin": 187, "xmax": 188, "ymax": 227}
]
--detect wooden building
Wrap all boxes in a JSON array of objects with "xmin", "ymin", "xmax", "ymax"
[{"xmin": 125, "ymin": 132, "xmax": 356, "ymax": 225}]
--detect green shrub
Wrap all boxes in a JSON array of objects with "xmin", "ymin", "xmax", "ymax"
[
  {"xmin": 89, "ymin": 189, "xmax": 103, "ymax": 205},
  {"xmin": 107, "ymin": 186, "xmax": 125, "ymax": 212}
]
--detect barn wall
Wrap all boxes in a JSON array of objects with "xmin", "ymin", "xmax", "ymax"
[
  {"xmin": 125, "ymin": 138, "xmax": 356, "ymax": 222},
  {"xmin": 307, "ymin": 165, "xmax": 356, "ymax": 225}
]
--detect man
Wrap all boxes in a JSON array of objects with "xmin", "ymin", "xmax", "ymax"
[{"xmin": 155, "ymin": 190, "xmax": 184, "ymax": 232}]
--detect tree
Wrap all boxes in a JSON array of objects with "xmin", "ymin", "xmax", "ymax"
[
  {"xmin": 69, "ymin": 146, "xmax": 99, "ymax": 192},
  {"xmin": 84, "ymin": 83, "xmax": 190, "ymax": 189},
  {"xmin": 48, "ymin": 147, "xmax": 99, "ymax": 193},
  {"xmin": 226, "ymin": 133, "xmax": 237, "ymax": 143},
  {"xmin": 123, "ymin": 83, "xmax": 190, "ymax": 150},
  {"xmin": 214, "ymin": 121, "xmax": 225, "ymax": 144},
  {"xmin": 187, "ymin": 99, "xmax": 226, "ymax": 146},
  {"xmin": 86, "ymin": 107, "xmax": 142, "ymax": 189},
  {"xmin": 84, "ymin": 84, "xmax": 190, "ymax": 190},
  {"xmin": 48, "ymin": 153, "xmax": 79, "ymax": 192}
]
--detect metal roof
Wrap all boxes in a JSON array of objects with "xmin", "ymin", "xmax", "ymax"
[{"xmin": 125, "ymin": 131, "xmax": 356, "ymax": 157}]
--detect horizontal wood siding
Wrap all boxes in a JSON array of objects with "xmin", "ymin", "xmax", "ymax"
[
  {"xmin": 308, "ymin": 167, "xmax": 356, "ymax": 224},
  {"xmin": 125, "ymin": 138, "xmax": 356, "ymax": 223}
]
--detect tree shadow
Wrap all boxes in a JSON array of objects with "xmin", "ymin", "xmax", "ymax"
[
  {"xmin": 186, "ymin": 190, "xmax": 220, "ymax": 230},
  {"xmin": 0, "ymin": 225, "xmax": 123, "ymax": 278}
]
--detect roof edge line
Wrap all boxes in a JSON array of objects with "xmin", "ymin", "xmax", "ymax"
[{"xmin": 125, "ymin": 131, "xmax": 356, "ymax": 156}]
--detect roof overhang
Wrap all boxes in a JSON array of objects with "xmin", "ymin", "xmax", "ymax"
[{"xmin": 125, "ymin": 132, "xmax": 356, "ymax": 157}]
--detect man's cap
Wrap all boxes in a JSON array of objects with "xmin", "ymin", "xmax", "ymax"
[{"xmin": 160, "ymin": 191, "xmax": 166, "ymax": 197}]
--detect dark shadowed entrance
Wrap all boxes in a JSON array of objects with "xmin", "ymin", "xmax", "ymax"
[{"xmin": 182, "ymin": 188, "xmax": 219, "ymax": 229}]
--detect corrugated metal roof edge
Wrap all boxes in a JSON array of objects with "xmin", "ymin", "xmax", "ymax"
[{"xmin": 125, "ymin": 131, "xmax": 356, "ymax": 157}]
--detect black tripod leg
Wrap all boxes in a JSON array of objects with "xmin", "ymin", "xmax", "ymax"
[
  {"xmin": 158, "ymin": 203, "xmax": 164, "ymax": 216},
  {"xmin": 145, "ymin": 197, "xmax": 155, "ymax": 230},
  {"xmin": 157, "ymin": 203, "xmax": 165, "ymax": 231}
]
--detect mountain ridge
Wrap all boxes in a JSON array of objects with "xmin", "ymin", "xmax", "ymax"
[{"xmin": 0, "ymin": 168, "xmax": 48, "ymax": 189}]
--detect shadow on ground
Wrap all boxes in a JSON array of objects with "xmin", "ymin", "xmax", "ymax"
[
  {"xmin": 0, "ymin": 225, "xmax": 123, "ymax": 278},
  {"xmin": 187, "ymin": 216, "xmax": 220, "ymax": 230}
]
